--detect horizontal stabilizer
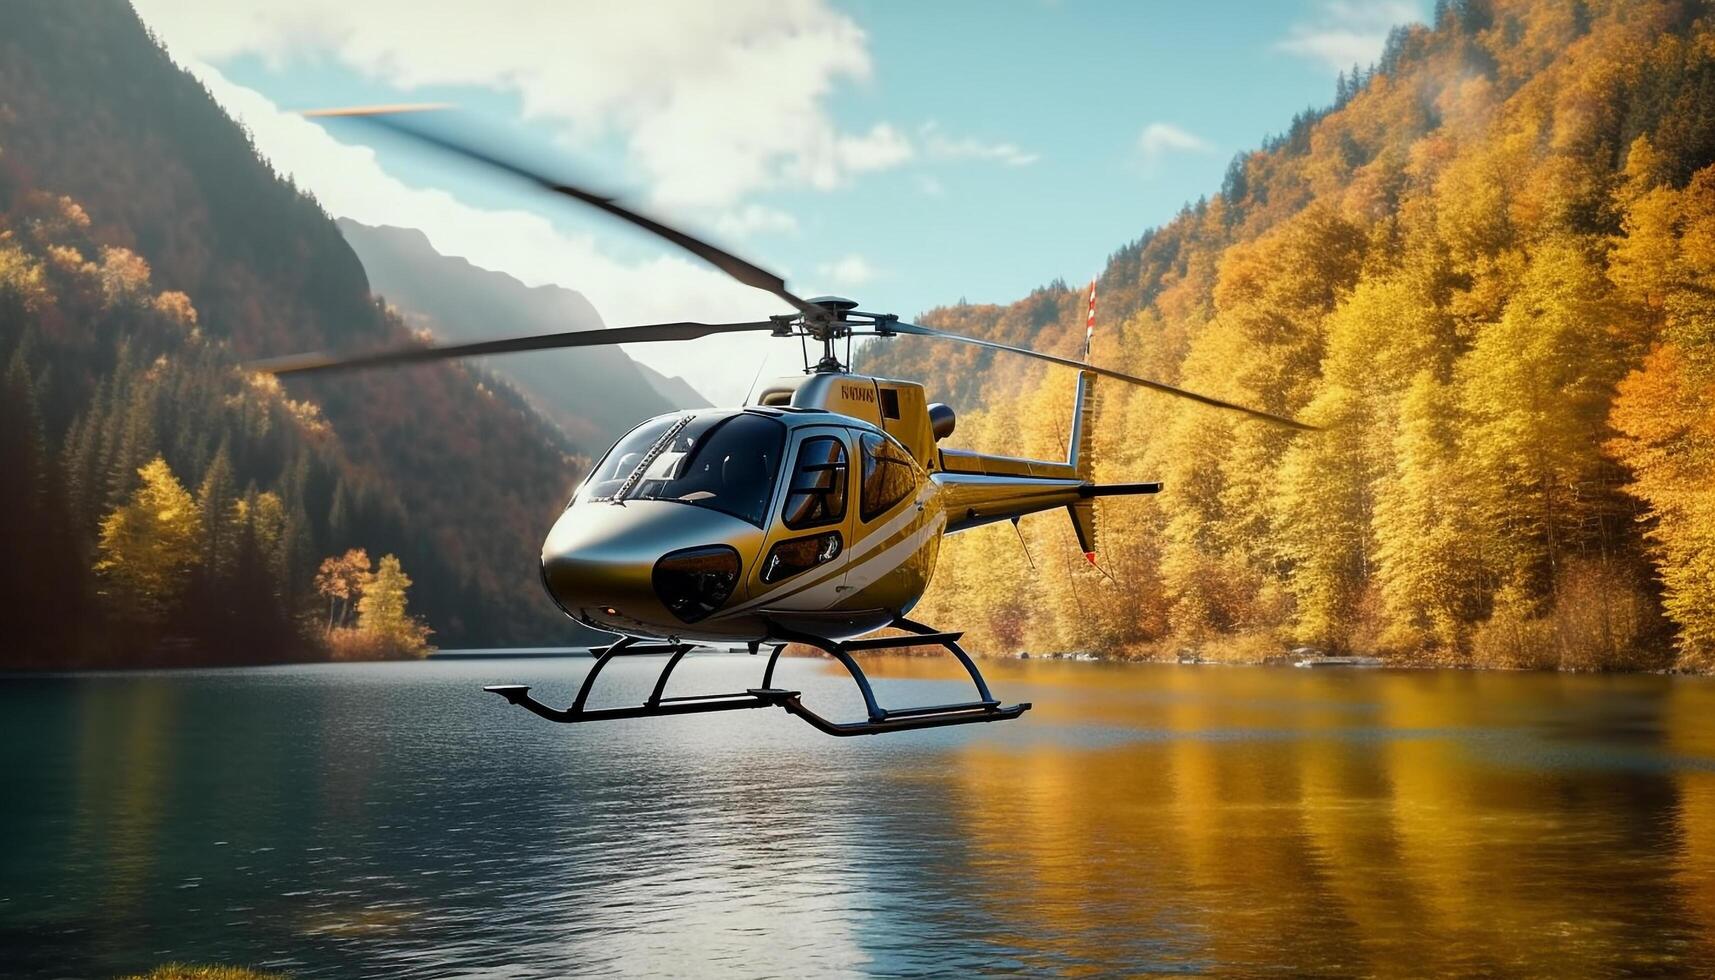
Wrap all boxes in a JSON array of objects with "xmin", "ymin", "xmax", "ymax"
[
  {"xmin": 1069, "ymin": 481, "xmax": 1160, "ymax": 565},
  {"xmin": 1077, "ymin": 482, "xmax": 1164, "ymax": 497}
]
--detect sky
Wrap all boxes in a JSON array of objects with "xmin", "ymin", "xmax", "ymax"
[{"xmin": 129, "ymin": 0, "xmax": 1425, "ymax": 403}]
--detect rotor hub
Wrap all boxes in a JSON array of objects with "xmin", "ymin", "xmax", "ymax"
[
  {"xmin": 774, "ymin": 300, "xmax": 902, "ymax": 374},
  {"xmin": 806, "ymin": 295, "xmax": 860, "ymax": 318}
]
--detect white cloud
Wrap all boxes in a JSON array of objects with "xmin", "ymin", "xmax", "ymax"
[
  {"xmin": 1136, "ymin": 122, "xmax": 1212, "ymax": 164},
  {"xmin": 177, "ymin": 61, "xmax": 804, "ymax": 403},
  {"xmin": 915, "ymin": 174, "xmax": 945, "ymax": 197},
  {"xmin": 126, "ymin": 2, "xmax": 1043, "ymax": 401},
  {"xmin": 1275, "ymin": 0, "xmax": 1421, "ymax": 71},
  {"xmin": 712, "ymin": 204, "xmax": 799, "ymax": 239},
  {"xmin": 816, "ymin": 255, "xmax": 877, "ymax": 288},
  {"xmin": 785, "ymin": 122, "xmax": 917, "ymax": 192},
  {"xmin": 839, "ymin": 124, "xmax": 915, "ymax": 174},
  {"xmin": 130, "ymin": 0, "xmax": 908, "ymax": 209},
  {"xmin": 919, "ymin": 121, "xmax": 1039, "ymax": 167}
]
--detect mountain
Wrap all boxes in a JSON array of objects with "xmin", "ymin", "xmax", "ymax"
[
  {"xmin": 0, "ymin": 0, "xmax": 592, "ymax": 661},
  {"xmin": 337, "ymin": 220, "xmax": 707, "ymax": 451},
  {"xmin": 858, "ymin": 0, "xmax": 1715, "ymax": 671},
  {"xmin": 636, "ymin": 361, "xmax": 710, "ymax": 410}
]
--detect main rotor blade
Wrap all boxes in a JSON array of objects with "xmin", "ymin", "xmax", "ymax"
[
  {"xmin": 888, "ymin": 321, "xmax": 1320, "ymax": 431},
  {"xmin": 247, "ymin": 320, "xmax": 780, "ymax": 377},
  {"xmin": 303, "ymin": 105, "xmax": 819, "ymax": 317}
]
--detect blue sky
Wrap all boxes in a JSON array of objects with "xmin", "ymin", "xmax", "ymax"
[{"xmin": 132, "ymin": 0, "xmax": 1423, "ymax": 401}]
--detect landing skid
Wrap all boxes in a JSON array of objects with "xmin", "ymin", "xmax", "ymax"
[{"xmin": 483, "ymin": 619, "xmax": 1031, "ymax": 737}]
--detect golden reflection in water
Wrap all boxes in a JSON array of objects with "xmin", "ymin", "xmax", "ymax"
[
  {"xmin": 1669, "ymin": 678, "xmax": 1715, "ymax": 962},
  {"xmin": 1377, "ymin": 671, "xmax": 1487, "ymax": 970},
  {"xmin": 855, "ymin": 657, "xmax": 1715, "ymax": 976},
  {"xmin": 72, "ymin": 679, "xmax": 175, "ymax": 918}
]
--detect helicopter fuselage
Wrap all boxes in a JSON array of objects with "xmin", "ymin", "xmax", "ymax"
[
  {"xmin": 539, "ymin": 373, "xmax": 1107, "ymax": 644},
  {"xmin": 543, "ymin": 407, "xmax": 939, "ymax": 642}
]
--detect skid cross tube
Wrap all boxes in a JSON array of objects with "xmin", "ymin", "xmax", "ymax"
[
  {"xmin": 760, "ymin": 642, "xmax": 787, "ymax": 689},
  {"xmin": 895, "ymin": 616, "xmax": 998, "ymax": 703}
]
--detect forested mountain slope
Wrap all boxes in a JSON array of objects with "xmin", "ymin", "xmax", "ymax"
[
  {"xmin": 0, "ymin": 0, "xmax": 587, "ymax": 662},
  {"xmin": 860, "ymin": 0, "xmax": 1715, "ymax": 670},
  {"xmin": 338, "ymin": 219, "xmax": 706, "ymax": 450}
]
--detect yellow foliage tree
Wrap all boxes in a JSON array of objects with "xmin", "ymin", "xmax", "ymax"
[
  {"xmin": 0, "ymin": 237, "xmax": 50, "ymax": 313},
  {"xmin": 1457, "ymin": 236, "xmax": 1631, "ymax": 609},
  {"xmin": 1275, "ymin": 277, "xmax": 1457, "ymax": 647},
  {"xmin": 151, "ymin": 289, "xmax": 198, "ymax": 327},
  {"xmin": 313, "ymin": 548, "xmax": 373, "ymax": 632},
  {"xmin": 1372, "ymin": 373, "xmax": 1491, "ymax": 652},
  {"xmin": 356, "ymin": 554, "xmax": 431, "ymax": 656},
  {"xmin": 97, "ymin": 245, "xmax": 151, "ymax": 308},
  {"xmin": 1609, "ymin": 346, "xmax": 1715, "ymax": 668},
  {"xmin": 94, "ymin": 456, "xmax": 202, "ymax": 626}
]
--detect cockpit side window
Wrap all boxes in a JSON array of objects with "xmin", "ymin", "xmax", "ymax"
[
  {"xmin": 782, "ymin": 435, "xmax": 848, "ymax": 529},
  {"xmin": 859, "ymin": 431, "xmax": 920, "ymax": 521}
]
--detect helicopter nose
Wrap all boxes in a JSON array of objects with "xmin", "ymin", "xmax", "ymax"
[
  {"xmin": 539, "ymin": 501, "xmax": 759, "ymax": 633},
  {"xmin": 541, "ymin": 517, "xmax": 657, "ymax": 627}
]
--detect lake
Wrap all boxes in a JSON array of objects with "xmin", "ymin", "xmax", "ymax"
[{"xmin": 4, "ymin": 654, "xmax": 1715, "ymax": 978}]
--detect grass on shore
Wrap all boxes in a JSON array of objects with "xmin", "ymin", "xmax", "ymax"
[{"xmin": 120, "ymin": 965, "xmax": 287, "ymax": 980}]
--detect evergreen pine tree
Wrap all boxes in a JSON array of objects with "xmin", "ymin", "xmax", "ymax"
[{"xmin": 195, "ymin": 440, "xmax": 238, "ymax": 575}]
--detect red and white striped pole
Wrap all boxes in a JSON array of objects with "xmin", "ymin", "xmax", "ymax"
[{"xmin": 1083, "ymin": 277, "xmax": 1097, "ymax": 361}]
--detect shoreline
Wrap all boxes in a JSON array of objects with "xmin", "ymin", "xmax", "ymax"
[{"xmin": 2, "ymin": 647, "xmax": 1706, "ymax": 678}]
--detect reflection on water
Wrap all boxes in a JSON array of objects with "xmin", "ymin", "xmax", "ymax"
[{"xmin": 3, "ymin": 656, "xmax": 1715, "ymax": 977}]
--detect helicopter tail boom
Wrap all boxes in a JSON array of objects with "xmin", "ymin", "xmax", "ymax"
[
  {"xmin": 934, "ymin": 369, "xmax": 1159, "ymax": 557},
  {"xmin": 936, "ymin": 473, "xmax": 1161, "ymax": 535}
]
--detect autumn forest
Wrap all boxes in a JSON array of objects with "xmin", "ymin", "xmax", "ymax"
[{"xmin": 862, "ymin": 0, "xmax": 1715, "ymax": 672}]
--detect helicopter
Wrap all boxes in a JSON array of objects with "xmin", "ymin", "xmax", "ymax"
[{"xmin": 252, "ymin": 108, "xmax": 1315, "ymax": 737}]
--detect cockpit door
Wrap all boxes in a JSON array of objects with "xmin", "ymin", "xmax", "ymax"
[{"xmin": 746, "ymin": 426, "xmax": 857, "ymax": 609}]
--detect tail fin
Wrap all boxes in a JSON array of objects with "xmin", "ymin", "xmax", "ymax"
[
  {"xmin": 1067, "ymin": 370, "xmax": 1096, "ymax": 479},
  {"xmin": 1067, "ymin": 371, "xmax": 1099, "ymax": 564}
]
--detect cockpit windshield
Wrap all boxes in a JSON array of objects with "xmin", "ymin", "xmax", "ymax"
[{"xmin": 575, "ymin": 413, "xmax": 785, "ymax": 526}]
